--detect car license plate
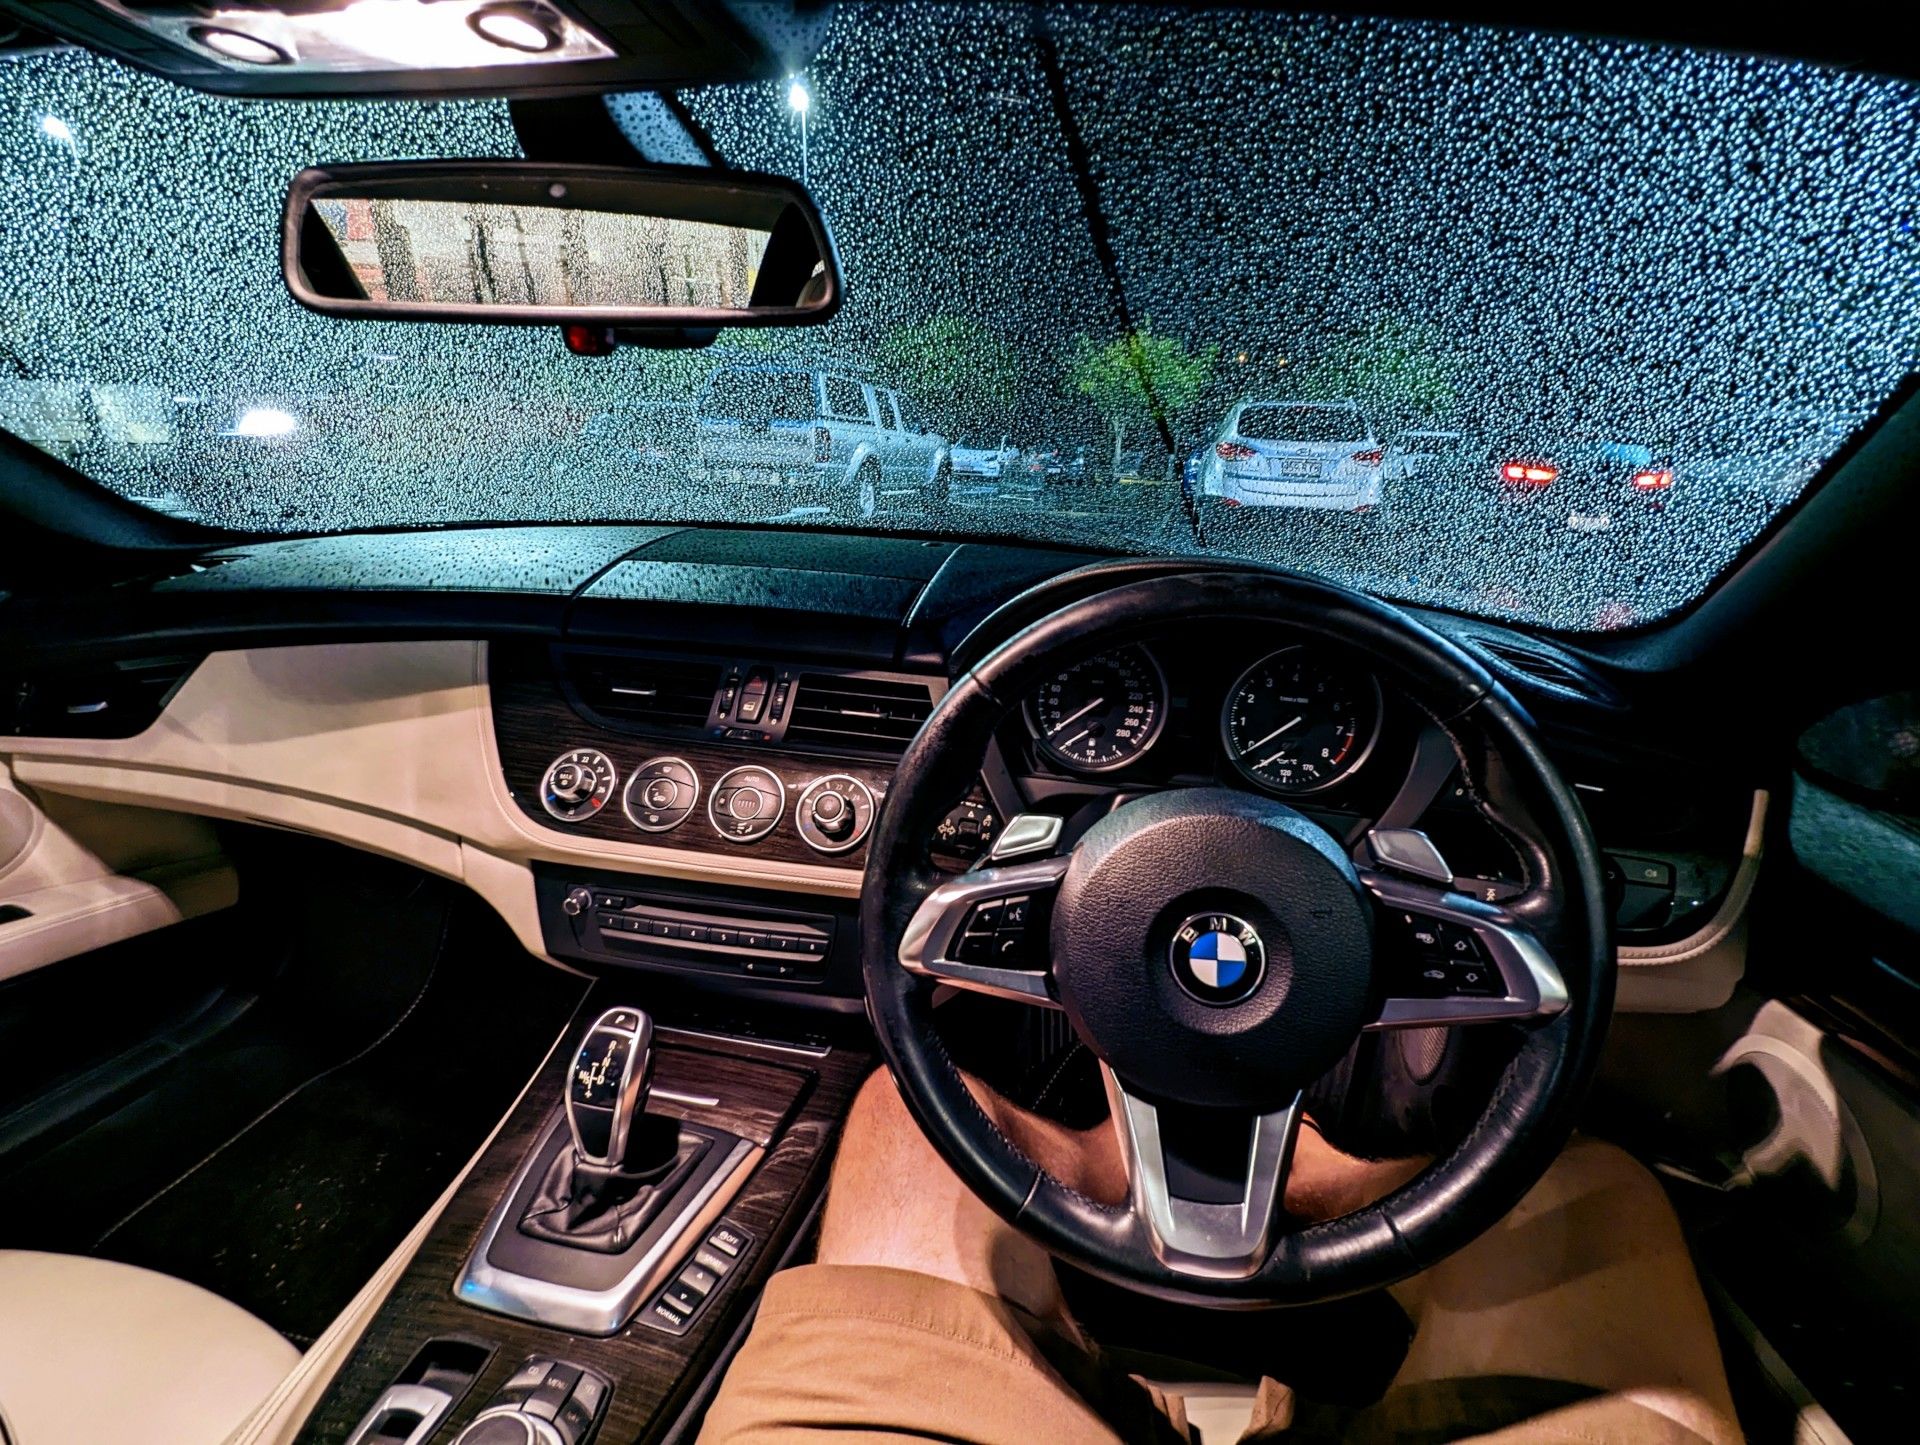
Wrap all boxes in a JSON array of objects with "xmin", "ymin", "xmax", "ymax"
[
  {"xmin": 1281, "ymin": 459, "xmax": 1320, "ymax": 477},
  {"xmin": 1566, "ymin": 512, "xmax": 1612, "ymax": 532}
]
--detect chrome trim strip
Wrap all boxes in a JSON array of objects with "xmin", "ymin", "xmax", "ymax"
[
  {"xmin": 898, "ymin": 855, "xmax": 1067, "ymax": 1006},
  {"xmin": 454, "ymin": 1119, "xmax": 758, "ymax": 1335},
  {"xmin": 650, "ymin": 1086, "xmax": 722, "ymax": 1109},
  {"xmin": 1361, "ymin": 872, "xmax": 1570, "ymax": 1028},
  {"xmin": 655, "ymin": 1024, "xmax": 831, "ymax": 1059},
  {"xmin": 1103, "ymin": 1067, "xmax": 1302, "ymax": 1280}
]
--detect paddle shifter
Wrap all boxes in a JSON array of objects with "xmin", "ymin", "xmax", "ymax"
[{"xmin": 566, "ymin": 1006, "xmax": 655, "ymax": 1168}]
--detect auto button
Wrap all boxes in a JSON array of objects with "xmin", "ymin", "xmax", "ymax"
[{"xmin": 709, "ymin": 765, "xmax": 786, "ymax": 842}]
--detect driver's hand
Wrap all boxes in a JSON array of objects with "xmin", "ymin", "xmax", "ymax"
[{"xmin": 963, "ymin": 1072, "xmax": 1426, "ymax": 1219}]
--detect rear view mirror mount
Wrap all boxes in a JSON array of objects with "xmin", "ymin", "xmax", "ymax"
[{"xmin": 283, "ymin": 161, "xmax": 841, "ymax": 338}]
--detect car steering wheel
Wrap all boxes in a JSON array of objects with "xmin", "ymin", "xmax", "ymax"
[{"xmin": 860, "ymin": 566, "xmax": 1614, "ymax": 1305}]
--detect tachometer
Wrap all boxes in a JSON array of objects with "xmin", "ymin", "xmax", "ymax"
[
  {"xmin": 1026, "ymin": 645, "xmax": 1167, "ymax": 774},
  {"xmin": 1221, "ymin": 647, "xmax": 1381, "ymax": 794}
]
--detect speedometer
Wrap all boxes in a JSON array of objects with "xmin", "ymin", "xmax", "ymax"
[
  {"xmin": 1026, "ymin": 645, "xmax": 1168, "ymax": 774},
  {"xmin": 1221, "ymin": 647, "xmax": 1382, "ymax": 794}
]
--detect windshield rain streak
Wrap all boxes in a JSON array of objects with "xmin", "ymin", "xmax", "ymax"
[{"xmin": 1, "ymin": 4, "xmax": 1915, "ymax": 629}]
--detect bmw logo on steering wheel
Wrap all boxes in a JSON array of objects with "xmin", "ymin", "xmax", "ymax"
[{"xmin": 1169, "ymin": 913, "xmax": 1268, "ymax": 1005}]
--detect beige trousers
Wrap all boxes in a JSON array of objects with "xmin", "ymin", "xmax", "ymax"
[{"xmin": 699, "ymin": 1137, "xmax": 1742, "ymax": 1443}]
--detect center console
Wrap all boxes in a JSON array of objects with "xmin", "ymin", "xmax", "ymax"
[{"xmin": 298, "ymin": 990, "xmax": 871, "ymax": 1445}]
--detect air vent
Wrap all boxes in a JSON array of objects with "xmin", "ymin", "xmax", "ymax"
[
  {"xmin": 1462, "ymin": 635, "xmax": 1620, "ymax": 707},
  {"xmin": 785, "ymin": 673, "xmax": 936, "ymax": 754},
  {"xmin": 0, "ymin": 656, "xmax": 202, "ymax": 739},
  {"xmin": 572, "ymin": 656, "xmax": 723, "ymax": 729}
]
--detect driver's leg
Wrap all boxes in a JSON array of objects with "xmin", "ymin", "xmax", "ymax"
[
  {"xmin": 1372, "ymin": 1136, "xmax": 1742, "ymax": 1444},
  {"xmin": 697, "ymin": 1067, "xmax": 1182, "ymax": 1444}
]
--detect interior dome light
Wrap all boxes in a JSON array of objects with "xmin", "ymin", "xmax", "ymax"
[
  {"xmin": 469, "ymin": 5, "xmax": 562, "ymax": 54},
  {"xmin": 189, "ymin": 26, "xmax": 292, "ymax": 66}
]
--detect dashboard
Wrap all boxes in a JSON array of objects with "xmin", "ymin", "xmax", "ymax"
[{"xmin": 0, "ymin": 524, "xmax": 1759, "ymax": 1016}]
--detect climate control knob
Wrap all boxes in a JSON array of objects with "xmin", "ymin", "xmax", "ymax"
[
  {"xmin": 810, "ymin": 790, "xmax": 854, "ymax": 839},
  {"xmin": 794, "ymin": 775, "xmax": 877, "ymax": 855},
  {"xmin": 539, "ymin": 749, "xmax": 617, "ymax": 823}
]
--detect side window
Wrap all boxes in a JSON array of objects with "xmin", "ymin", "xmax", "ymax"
[
  {"xmin": 824, "ymin": 376, "xmax": 871, "ymax": 423},
  {"xmin": 892, "ymin": 393, "xmax": 920, "ymax": 432}
]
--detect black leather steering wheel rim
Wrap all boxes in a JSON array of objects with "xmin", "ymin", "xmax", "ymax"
[{"xmin": 861, "ymin": 565, "xmax": 1614, "ymax": 1305}]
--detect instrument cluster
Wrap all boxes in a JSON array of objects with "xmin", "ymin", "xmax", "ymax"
[{"xmin": 1017, "ymin": 637, "xmax": 1393, "ymax": 799}]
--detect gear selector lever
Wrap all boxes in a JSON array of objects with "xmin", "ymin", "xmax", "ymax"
[
  {"xmin": 566, "ymin": 1006, "xmax": 654, "ymax": 1168},
  {"xmin": 521, "ymin": 1005, "xmax": 712, "ymax": 1254}
]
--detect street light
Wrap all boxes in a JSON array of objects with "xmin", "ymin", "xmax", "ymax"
[
  {"xmin": 787, "ymin": 77, "xmax": 811, "ymax": 184},
  {"xmin": 39, "ymin": 115, "xmax": 75, "ymax": 149}
]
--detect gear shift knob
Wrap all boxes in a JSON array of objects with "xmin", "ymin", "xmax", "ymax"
[{"xmin": 565, "ymin": 1006, "xmax": 654, "ymax": 1168}]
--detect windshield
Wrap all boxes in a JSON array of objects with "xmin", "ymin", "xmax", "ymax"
[{"xmin": 2, "ymin": 6, "xmax": 1915, "ymax": 629}]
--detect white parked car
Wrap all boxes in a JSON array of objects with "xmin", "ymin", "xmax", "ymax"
[
  {"xmin": 950, "ymin": 435, "xmax": 1020, "ymax": 480},
  {"xmin": 695, "ymin": 365, "xmax": 952, "ymax": 517},
  {"xmin": 1197, "ymin": 399, "xmax": 1384, "ymax": 511}
]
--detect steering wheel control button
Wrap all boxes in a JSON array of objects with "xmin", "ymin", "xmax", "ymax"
[
  {"xmin": 1169, "ymin": 913, "xmax": 1268, "ymax": 1005},
  {"xmin": 953, "ymin": 892, "xmax": 1047, "ymax": 967},
  {"xmin": 1386, "ymin": 910, "xmax": 1505, "ymax": 999},
  {"xmin": 539, "ymin": 749, "xmax": 617, "ymax": 823},
  {"xmin": 708, "ymin": 766, "xmax": 786, "ymax": 842},
  {"xmin": 794, "ymin": 774, "xmax": 877, "ymax": 854}
]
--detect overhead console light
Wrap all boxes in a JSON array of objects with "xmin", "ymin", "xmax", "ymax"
[
  {"xmin": 469, "ymin": 4, "xmax": 562, "ymax": 54},
  {"xmin": 189, "ymin": 26, "xmax": 292, "ymax": 67},
  {"xmin": 84, "ymin": 0, "xmax": 610, "ymax": 77},
  {"xmin": 0, "ymin": 0, "xmax": 835, "ymax": 100}
]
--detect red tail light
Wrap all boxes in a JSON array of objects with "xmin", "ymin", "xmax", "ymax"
[
  {"xmin": 1216, "ymin": 441, "xmax": 1257, "ymax": 461},
  {"xmin": 1630, "ymin": 468, "xmax": 1673, "ymax": 491},
  {"xmin": 1500, "ymin": 462, "xmax": 1559, "ymax": 486},
  {"xmin": 1350, "ymin": 448, "xmax": 1385, "ymax": 466},
  {"xmin": 813, "ymin": 425, "xmax": 831, "ymax": 463},
  {"xmin": 1221, "ymin": 496, "xmax": 1243, "ymax": 507}
]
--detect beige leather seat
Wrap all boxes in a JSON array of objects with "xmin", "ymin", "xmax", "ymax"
[{"xmin": 0, "ymin": 1251, "xmax": 297, "ymax": 1445}]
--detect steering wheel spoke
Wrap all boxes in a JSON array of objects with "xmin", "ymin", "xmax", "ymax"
[
  {"xmin": 1360, "ymin": 868, "xmax": 1570, "ymax": 1029},
  {"xmin": 1102, "ymin": 1066, "xmax": 1303, "ymax": 1280},
  {"xmin": 898, "ymin": 854, "xmax": 1067, "ymax": 1007}
]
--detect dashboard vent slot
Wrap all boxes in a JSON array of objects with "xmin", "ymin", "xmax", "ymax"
[
  {"xmin": 574, "ymin": 657, "xmax": 722, "ymax": 729},
  {"xmin": 1462, "ymin": 635, "xmax": 1620, "ymax": 707},
  {"xmin": 785, "ymin": 673, "xmax": 935, "ymax": 753},
  {"xmin": 0, "ymin": 656, "xmax": 202, "ymax": 739}
]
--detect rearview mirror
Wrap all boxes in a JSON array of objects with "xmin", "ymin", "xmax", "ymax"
[{"xmin": 283, "ymin": 161, "xmax": 840, "ymax": 329}]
